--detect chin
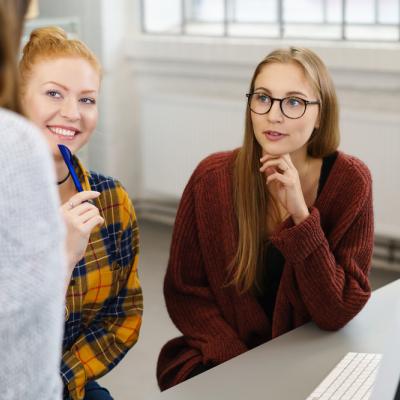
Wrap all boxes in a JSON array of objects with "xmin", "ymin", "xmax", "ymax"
[{"xmin": 261, "ymin": 144, "xmax": 289, "ymax": 156}]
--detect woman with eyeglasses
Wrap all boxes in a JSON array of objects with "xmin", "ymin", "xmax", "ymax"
[{"xmin": 157, "ymin": 47, "xmax": 374, "ymax": 390}]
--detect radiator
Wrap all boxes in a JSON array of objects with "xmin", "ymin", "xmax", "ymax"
[{"xmin": 138, "ymin": 94, "xmax": 400, "ymax": 245}]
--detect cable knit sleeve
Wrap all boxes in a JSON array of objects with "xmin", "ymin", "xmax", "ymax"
[{"xmin": 271, "ymin": 161, "xmax": 373, "ymax": 331}]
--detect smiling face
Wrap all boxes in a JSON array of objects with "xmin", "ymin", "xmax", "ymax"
[
  {"xmin": 23, "ymin": 57, "xmax": 100, "ymax": 161},
  {"xmin": 251, "ymin": 62, "xmax": 320, "ymax": 157}
]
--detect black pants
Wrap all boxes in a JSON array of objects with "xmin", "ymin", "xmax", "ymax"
[{"xmin": 66, "ymin": 381, "xmax": 113, "ymax": 400}]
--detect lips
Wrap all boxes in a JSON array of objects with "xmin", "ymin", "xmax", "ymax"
[
  {"xmin": 47, "ymin": 125, "xmax": 81, "ymax": 139},
  {"xmin": 264, "ymin": 130, "xmax": 288, "ymax": 141}
]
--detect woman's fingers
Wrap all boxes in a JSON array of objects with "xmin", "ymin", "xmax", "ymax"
[
  {"xmin": 82, "ymin": 215, "xmax": 104, "ymax": 233},
  {"xmin": 76, "ymin": 206, "xmax": 102, "ymax": 225},
  {"xmin": 61, "ymin": 190, "xmax": 104, "ymax": 233},
  {"xmin": 68, "ymin": 201, "xmax": 98, "ymax": 217},
  {"xmin": 61, "ymin": 191, "xmax": 100, "ymax": 211},
  {"xmin": 266, "ymin": 172, "xmax": 290, "ymax": 185},
  {"xmin": 260, "ymin": 153, "xmax": 294, "ymax": 165},
  {"xmin": 281, "ymin": 153, "xmax": 295, "ymax": 168},
  {"xmin": 260, "ymin": 158, "xmax": 289, "ymax": 174},
  {"xmin": 70, "ymin": 190, "xmax": 101, "ymax": 203}
]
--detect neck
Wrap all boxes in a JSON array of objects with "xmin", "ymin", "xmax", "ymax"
[
  {"xmin": 290, "ymin": 146, "xmax": 312, "ymax": 179},
  {"xmin": 55, "ymin": 158, "xmax": 77, "ymax": 203},
  {"xmin": 55, "ymin": 158, "xmax": 70, "ymax": 183}
]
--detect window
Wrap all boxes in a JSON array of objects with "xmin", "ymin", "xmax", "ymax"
[{"xmin": 141, "ymin": 0, "xmax": 400, "ymax": 41}]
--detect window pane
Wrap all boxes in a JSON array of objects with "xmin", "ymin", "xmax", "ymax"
[
  {"xmin": 233, "ymin": 0, "xmax": 278, "ymax": 23},
  {"xmin": 284, "ymin": 0, "xmax": 325, "ymax": 22},
  {"xmin": 185, "ymin": 0, "xmax": 224, "ymax": 35},
  {"xmin": 187, "ymin": 0, "xmax": 224, "ymax": 22},
  {"xmin": 378, "ymin": 0, "xmax": 399, "ymax": 24},
  {"xmin": 283, "ymin": 0, "xmax": 343, "ymax": 39},
  {"xmin": 346, "ymin": 0, "xmax": 399, "ymax": 24},
  {"xmin": 143, "ymin": 0, "xmax": 181, "ymax": 33},
  {"xmin": 141, "ymin": 0, "xmax": 400, "ymax": 41},
  {"xmin": 345, "ymin": 0, "xmax": 399, "ymax": 40},
  {"xmin": 346, "ymin": 0, "xmax": 376, "ymax": 23},
  {"xmin": 325, "ymin": 0, "xmax": 342, "ymax": 23}
]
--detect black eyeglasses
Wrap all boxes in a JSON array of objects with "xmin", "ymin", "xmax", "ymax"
[{"xmin": 246, "ymin": 93, "xmax": 320, "ymax": 119}]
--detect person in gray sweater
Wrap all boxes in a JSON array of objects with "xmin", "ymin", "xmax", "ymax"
[{"xmin": 0, "ymin": 0, "xmax": 65, "ymax": 398}]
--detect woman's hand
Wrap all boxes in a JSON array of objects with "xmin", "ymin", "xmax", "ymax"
[
  {"xmin": 260, "ymin": 153, "xmax": 309, "ymax": 225},
  {"xmin": 60, "ymin": 191, "xmax": 104, "ymax": 283}
]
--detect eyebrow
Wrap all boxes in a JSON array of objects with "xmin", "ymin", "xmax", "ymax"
[
  {"xmin": 41, "ymin": 81, "xmax": 97, "ymax": 94},
  {"xmin": 254, "ymin": 86, "xmax": 308, "ymax": 98}
]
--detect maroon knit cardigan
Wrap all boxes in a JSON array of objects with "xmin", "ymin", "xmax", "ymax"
[{"xmin": 157, "ymin": 150, "xmax": 374, "ymax": 390}]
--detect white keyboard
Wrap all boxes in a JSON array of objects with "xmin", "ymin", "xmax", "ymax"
[{"xmin": 306, "ymin": 352, "xmax": 382, "ymax": 400}]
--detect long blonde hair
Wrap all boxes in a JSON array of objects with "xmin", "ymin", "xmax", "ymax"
[
  {"xmin": 19, "ymin": 26, "xmax": 101, "ymax": 94},
  {"xmin": 231, "ymin": 47, "xmax": 340, "ymax": 293}
]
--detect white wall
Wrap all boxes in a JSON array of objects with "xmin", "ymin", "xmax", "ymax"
[
  {"xmin": 126, "ymin": 33, "xmax": 400, "ymax": 238},
  {"xmin": 36, "ymin": 0, "xmax": 400, "ymax": 238}
]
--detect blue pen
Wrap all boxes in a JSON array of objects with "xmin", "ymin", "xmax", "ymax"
[{"xmin": 58, "ymin": 144, "xmax": 84, "ymax": 192}]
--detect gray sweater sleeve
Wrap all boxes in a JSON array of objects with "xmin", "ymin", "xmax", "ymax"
[{"xmin": 0, "ymin": 108, "xmax": 65, "ymax": 400}]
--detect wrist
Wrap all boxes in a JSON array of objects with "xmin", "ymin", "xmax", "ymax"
[
  {"xmin": 65, "ymin": 257, "xmax": 76, "ymax": 289},
  {"xmin": 292, "ymin": 207, "xmax": 310, "ymax": 225}
]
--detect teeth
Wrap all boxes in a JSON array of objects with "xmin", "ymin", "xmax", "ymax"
[{"xmin": 49, "ymin": 127, "xmax": 76, "ymax": 137}]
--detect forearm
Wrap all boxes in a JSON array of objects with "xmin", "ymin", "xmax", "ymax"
[{"xmin": 272, "ymin": 206, "xmax": 373, "ymax": 329}]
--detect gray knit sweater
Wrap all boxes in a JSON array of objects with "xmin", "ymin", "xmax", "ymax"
[{"xmin": 0, "ymin": 108, "xmax": 65, "ymax": 399}]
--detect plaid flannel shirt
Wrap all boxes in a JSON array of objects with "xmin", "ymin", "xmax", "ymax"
[{"xmin": 61, "ymin": 158, "xmax": 143, "ymax": 400}]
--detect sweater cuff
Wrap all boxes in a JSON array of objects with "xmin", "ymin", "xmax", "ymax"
[
  {"xmin": 203, "ymin": 337, "xmax": 247, "ymax": 365},
  {"xmin": 271, "ymin": 207, "xmax": 325, "ymax": 263}
]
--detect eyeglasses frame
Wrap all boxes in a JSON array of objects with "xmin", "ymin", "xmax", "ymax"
[{"xmin": 246, "ymin": 92, "xmax": 320, "ymax": 119}]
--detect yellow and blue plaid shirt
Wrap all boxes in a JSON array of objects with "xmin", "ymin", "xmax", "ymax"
[{"xmin": 61, "ymin": 158, "xmax": 143, "ymax": 400}]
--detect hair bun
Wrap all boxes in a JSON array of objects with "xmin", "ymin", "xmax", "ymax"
[
  {"xmin": 20, "ymin": 25, "xmax": 102, "ymax": 89},
  {"xmin": 28, "ymin": 26, "xmax": 68, "ymax": 45}
]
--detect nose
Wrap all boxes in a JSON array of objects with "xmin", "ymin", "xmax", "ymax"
[
  {"xmin": 267, "ymin": 99, "xmax": 284, "ymax": 123},
  {"xmin": 60, "ymin": 97, "xmax": 80, "ymax": 121}
]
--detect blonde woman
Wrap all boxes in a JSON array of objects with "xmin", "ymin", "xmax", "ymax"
[
  {"xmin": 20, "ymin": 27, "xmax": 143, "ymax": 400},
  {"xmin": 157, "ymin": 47, "xmax": 373, "ymax": 390}
]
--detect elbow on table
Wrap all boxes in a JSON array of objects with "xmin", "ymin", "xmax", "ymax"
[
  {"xmin": 314, "ymin": 295, "xmax": 371, "ymax": 331},
  {"xmin": 315, "ymin": 317, "xmax": 350, "ymax": 332}
]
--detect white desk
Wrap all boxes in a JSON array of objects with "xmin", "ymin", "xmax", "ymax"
[{"xmin": 148, "ymin": 279, "xmax": 400, "ymax": 400}]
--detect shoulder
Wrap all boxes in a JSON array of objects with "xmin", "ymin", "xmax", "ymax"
[
  {"xmin": 334, "ymin": 151, "xmax": 372, "ymax": 194},
  {"xmin": 0, "ymin": 108, "xmax": 57, "ymax": 199},
  {"xmin": 0, "ymin": 107, "xmax": 34, "ymax": 132},
  {"xmin": 0, "ymin": 108, "xmax": 48, "ymax": 155},
  {"xmin": 190, "ymin": 149, "xmax": 237, "ymax": 187}
]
